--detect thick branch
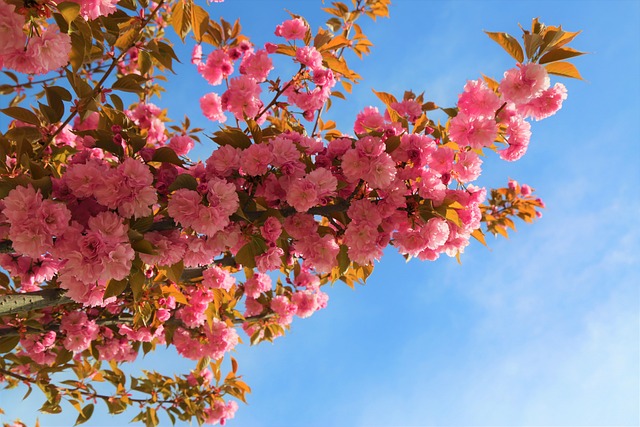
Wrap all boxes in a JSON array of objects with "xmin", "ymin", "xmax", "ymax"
[{"xmin": 0, "ymin": 289, "xmax": 71, "ymax": 317}]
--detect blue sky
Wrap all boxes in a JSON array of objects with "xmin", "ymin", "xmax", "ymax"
[{"xmin": 1, "ymin": 0, "xmax": 639, "ymax": 426}]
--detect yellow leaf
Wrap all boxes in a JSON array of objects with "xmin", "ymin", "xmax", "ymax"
[
  {"xmin": 539, "ymin": 47, "xmax": 586, "ymax": 64},
  {"xmin": 484, "ymin": 31, "xmax": 524, "ymax": 63},
  {"xmin": 544, "ymin": 61, "xmax": 583, "ymax": 80},
  {"xmin": 495, "ymin": 225, "xmax": 509, "ymax": 239},
  {"xmin": 471, "ymin": 228, "xmax": 487, "ymax": 246},
  {"xmin": 319, "ymin": 35, "xmax": 350, "ymax": 52},
  {"xmin": 191, "ymin": 4, "xmax": 209, "ymax": 43},
  {"xmin": 161, "ymin": 284, "xmax": 188, "ymax": 305},
  {"xmin": 57, "ymin": 2, "xmax": 80, "ymax": 25},
  {"xmin": 445, "ymin": 208, "xmax": 461, "ymax": 226}
]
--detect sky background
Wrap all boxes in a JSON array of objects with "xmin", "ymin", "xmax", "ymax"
[{"xmin": 1, "ymin": 0, "xmax": 639, "ymax": 426}]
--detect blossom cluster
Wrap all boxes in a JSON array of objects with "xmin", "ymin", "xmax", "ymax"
[
  {"xmin": 197, "ymin": 18, "xmax": 337, "ymax": 124},
  {"xmin": 450, "ymin": 63, "xmax": 567, "ymax": 161},
  {"xmin": 0, "ymin": 6, "xmax": 574, "ymax": 424}
]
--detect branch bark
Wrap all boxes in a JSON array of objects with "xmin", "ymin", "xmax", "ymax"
[{"xmin": 0, "ymin": 289, "xmax": 71, "ymax": 317}]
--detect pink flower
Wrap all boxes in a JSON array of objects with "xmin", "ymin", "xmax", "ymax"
[
  {"xmin": 203, "ymin": 399, "xmax": 238, "ymax": 426},
  {"xmin": 239, "ymin": 49, "xmax": 273, "ymax": 82},
  {"xmin": 448, "ymin": 112, "xmax": 497, "ymax": 149},
  {"xmin": 453, "ymin": 150, "xmax": 482, "ymax": 183},
  {"xmin": 284, "ymin": 213, "xmax": 317, "ymax": 239},
  {"xmin": 423, "ymin": 217, "xmax": 450, "ymax": 250},
  {"xmin": 296, "ymin": 46, "xmax": 324, "ymax": 71},
  {"xmin": 286, "ymin": 177, "xmax": 319, "ymax": 212},
  {"xmin": 275, "ymin": 18, "xmax": 308, "ymax": 40},
  {"xmin": 206, "ymin": 145, "xmax": 241, "ymax": 177},
  {"xmin": 270, "ymin": 295, "xmax": 297, "ymax": 325},
  {"xmin": 499, "ymin": 63, "xmax": 550, "ymax": 105},
  {"xmin": 499, "ymin": 116, "xmax": 532, "ymax": 161},
  {"xmin": 518, "ymin": 82, "xmax": 568, "ymax": 121},
  {"xmin": 241, "ymin": 143, "xmax": 273, "ymax": 176},
  {"xmin": 169, "ymin": 135, "xmax": 194, "ymax": 156},
  {"xmin": 29, "ymin": 25, "xmax": 71, "ymax": 74},
  {"xmin": 354, "ymin": 106, "xmax": 385, "ymax": 134},
  {"xmin": 60, "ymin": 311, "xmax": 99, "ymax": 353},
  {"xmin": 260, "ymin": 217, "xmax": 283, "ymax": 242},
  {"xmin": 202, "ymin": 265, "xmax": 235, "ymax": 290},
  {"xmin": 344, "ymin": 222, "xmax": 384, "ymax": 265},
  {"xmin": 200, "ymin": 92, "xmax": 227, "ymax": 123},
  {"xmin": 244, "ymin": 272, "xmax": 272, "ymax": 298},
  {"xmin": 70, "ymin": 0, "xmax": 118, "ymax": 20},
  {"xmin": 139, "ymin": 230, "xmax": 187, "ymax": 266},
  {"xmin": 221, "ymin": 76, "xmax": 263, "ymax": 120},
  {"xmin": 428, "ymin": 146, "xmax": 455, "ymax": 175},
  {"xmin": 391, "ymin": 99, "xmax": 423, "ymax": 122},
  {"xmin": 0, "ymin": 1, "xmax": 26, "ymax": 57},
  {"xmin": 457, "ymin": 79, "xmax": 502, "ymax": 117},
  {"xmin": 292, "ymin": 290, "xmax": 327, "ymax": 318},
  {"xmin": 191, "ymin": 44, "xmax": 203, "ymax": 65},
  {"xmin": 256, "ymin": 246, "xmax": 284, "ymax": 272},
  {"xmin": 168, "ymin": 189, "xmax": 203, "ymax": 228},
  {"xmin": 199, "ymin": 49, "xmax": 234, "ymax": 86},
  {"xmin": 207, "ymin": 177, "xmax": 239, "ymax": 217}
]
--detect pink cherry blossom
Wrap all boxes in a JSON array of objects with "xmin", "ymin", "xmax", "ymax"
[
  {"xmin": 274, "ymin": 18, "xmax": 308, "ymax": 40},
  {"xmin": 448, "ymin": 111, "xmax": 497, "ymax": 149},
  {"xmin": 200, "ymin": 92, "xmax": 227, "ymax": 123},
  {"xmin": 499, "ymin": 63, "xmax": 550, "ymax": 105}
]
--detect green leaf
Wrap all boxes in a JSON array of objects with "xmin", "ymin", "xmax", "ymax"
[
  {"xmin": 1, "ymin": 107, "xmax": 40, "ymax": 126},
  {"xmin": 0, "ymin": 336, "xmax": 20, "ymax": 353},
  {"xmin": 484, "ymin": 31, "xmax": 524, "ymax": 63},
  {"xmin": 74, "ymin": 404, "xmax": 94, "ymax": 426},
  {"xmin": 210, "ymin": 128, "xmax": 252, "ymax": 149},
  {"xmin": 132, "ymin": 239, "xmax": 156, "ymax": 255},
  {"xmin": 337, "ymin": 245, "xmax": 350, "ymax": 275},
  {"xmin": 137, "ymin": 50, "xmax": 152, "ymax": 75},
  {"xmin": 245, "ymin": 119, "xmax": 262, "ymax": 144},
  {"xmin": 68, "ymin": 32, "xmax": 86, "ymax": 72},
  {"xmin": 104, "ymin": 278, "xmax": 129, "ymax": 299},
  {"xmin": 129, "ymin": 269, "xmax": 145, "ymax": 301},
  {"xmin": 115, "ymin": 27, "xmax": 139, "ymax": 50},
  {"xmin": 152, "ymin": 147, "xmax": 184, "ymax": 166},
  {"xmin": 57, "ymin": 2, "xmax": 80, "ymax": 25},
  {"xmin": 130, "ymin": 215, "xmax": 155, "ymax": 233},
  {"xmin": 384, "ymin": 135, "xmax": 401, "ymax": 153},
  {"xmin": 165, "ymin": 260, "xmax": 184, "ymax": 283},
  {"xmin": 112, "ymin": 74, "xmax": 147, "ymax": 93},
  {"xmin": 168, "ymin": 173, "xmax": 198, "ymax": 192}
]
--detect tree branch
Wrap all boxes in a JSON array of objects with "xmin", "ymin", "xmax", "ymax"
[{"xmin": 0, "ymin": 289, "xmax": 71, "ymax": 317}]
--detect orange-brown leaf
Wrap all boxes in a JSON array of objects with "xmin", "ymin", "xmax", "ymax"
[
  {"xmin": 539, "ymin": 47, "xmax": 586, "ymax": 64},
  {"xmin": 545, "ymin": 61, "xmax": 583, "ymax": 79},
  {"xmin": 484, "ymin": 31, "xmax": 524, "ymax": 63}
]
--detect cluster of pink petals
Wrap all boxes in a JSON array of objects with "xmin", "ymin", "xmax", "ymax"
[
  {"xmin": 62, "ymin": 0, "xmax": 118, "ymax": 20},
  {"xmin": 448, "ymin": 63, "xmax": 566, "ymax": 161},
  {"xmin": 0, "ymin": 2, "xmax": 71, "ymax": 75},
  {"xmin": 126, "ymin": 103, "xmax": 167, "ymax": 146},
  {"xmin": 172, "ymin": 319, "xmax": 239, "ymax": 360},
  {"xmin": 274, "ymin": 18, "xmax": 308, "ymax": 40},
  {"xmin": 60, "ymin": 311, "xmax": 99, "ymax": 353},
  {"xmin": 168, "ymin": 176, "xmax": 239, "ymax": 237},
  {"xmin": 203, "ymin": 399, "xmax": 238, "ymax": 426},
  {"xmin": 55, "ymin": 211, "xmax": 134, "ymax": 305},
  {"xmin": 20, "ymin": 331, "xmax": 57, "ymax": 365},
  {"xmin": 2, "ymin": 185, "xmax": 71, "ymax": 259}
]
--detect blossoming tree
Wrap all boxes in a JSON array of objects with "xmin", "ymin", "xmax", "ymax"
[{"xmin": 0, "ymin": 0, "xmax": 585, "ymax": 424}]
